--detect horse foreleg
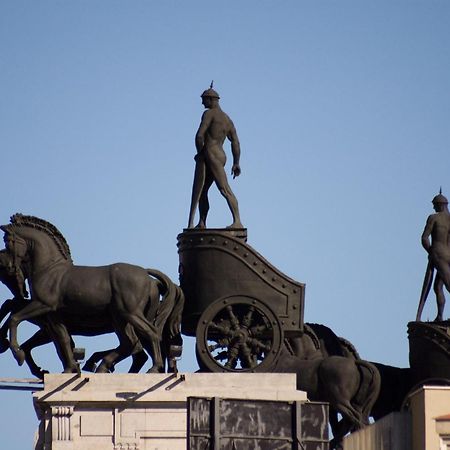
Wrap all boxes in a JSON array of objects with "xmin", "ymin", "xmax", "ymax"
[
  {"xmin": 20, "ymin": 330, "xmax": 51, "ymax": 378},
  {"xmin": 0, "ymin": 300, "xmax": 13, "ymax": 352},
  {"xmin": 0, "ymin": 299, "xmax": 13, "ymax": 323},
  {"xmin": 9, "ymin": 302, "xmax": 52, "ymax": 366},
  {"xmin": 0, "ymin": 317, "xmax": 10, "ymax": 353}
]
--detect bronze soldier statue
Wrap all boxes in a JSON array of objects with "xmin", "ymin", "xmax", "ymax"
[
  {"xmin": 188, "ymin": 84, "xmax": 243, "ymax": 229},
  {"xmin": 417, "ymin": 190, "xmax": 450, "ymax": 321}
]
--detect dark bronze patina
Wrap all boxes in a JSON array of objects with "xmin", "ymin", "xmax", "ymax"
[
  {"xmin": 0, "ymin": 214, "xmax": 184, "ymax": 375},
  {"xmin": 188, "ymin": 83, "xmax": 243, "ymax": 229},
  {"xmin": 417, "ymin": 189, "xmax": 450, "ymax": 322},
  {"xmin": 407, "ymin": 191, "xmax": 450, "ymax": 407},
  {"xmin": 177, "ymin": 228, "xmax": 305, "ymax": 372}
]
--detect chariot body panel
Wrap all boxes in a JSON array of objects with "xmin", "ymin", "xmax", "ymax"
[{"xmin": 177, "ymin": 229, "xmax": 305, "ymax": 372}]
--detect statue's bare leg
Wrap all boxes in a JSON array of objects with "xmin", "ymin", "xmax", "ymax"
[
  {"xmin": 433, "ymin": 259, "xmax": 450, "ymax": 321},
  {"xmin": 198, "ymin": 170, "xmax": 214, "ymax": 228},
  {"xmin": 208, "ymin": 156, "xmax": 243, "ymax": 228},
  {"xmin": 433, "ymin": 276, "xmax": 445, "ymax": 322},
  {"xmin": 188, "ymin": 156, "xmax": 206, "ymax": 228}
]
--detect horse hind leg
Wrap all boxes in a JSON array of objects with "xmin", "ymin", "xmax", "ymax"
[
  {"xmin": 47, "ymin": 321, "xmax": 79, "ymax": 374},
  {"xmin": 355, "ymin": 360, "xmax": 381, "ymax": 423},
  {"xmin": 95, "ymin": 322, "xmax": 136, "ymax": 373},
  {"xmin": 123, "ymin": 312, "xmax": 164, "ymax": 373},
  {"xmin": 129, "ymin": 350, "xmax": 148, "ymax": 373},
  {"xmin": 333, "ymin": 400, "xmax": 365, "ymax": 431},
  {"xmin": 83, "ymin": 349, "xmax": 113, "ymax": 373},
  {"xmin": 96, "ymin": 348, "xmax": 147, "ymax": 374},
  {"xmin": 326, "ymin": 398, "xmax": 365, "ymax": 450},
  {"xmin": 328, "ymin": 407, "xmax": 345, "ymax": 450},
  {"xmin": 95, "ymin": 349, "xmax": 123, "ymax": 373}
]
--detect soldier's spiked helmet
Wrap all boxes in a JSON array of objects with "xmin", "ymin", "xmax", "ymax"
[
  {"xmin": 201, "ymin": 81, "xmax": 220, "ymax": 99},
  {"xmin": 432, "ymin": 188, "xmax": 448, "ymax": 205}
]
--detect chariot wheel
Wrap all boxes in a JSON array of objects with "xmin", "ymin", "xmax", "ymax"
[{"xmin": 195, "ymin": 296, "xmax": 283, "ymax": 373}]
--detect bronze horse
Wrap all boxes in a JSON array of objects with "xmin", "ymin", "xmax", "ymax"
[
  {"xmin": 0, "ymin": 249, "xmax": 167, "ymax": 376},
  {"xmin": 279, "ymin": 325, "xmax": 380, "ymax": 449},
  {"xmin": 1, "ymin": 214, "xmax": 184, "ymax": 374}
]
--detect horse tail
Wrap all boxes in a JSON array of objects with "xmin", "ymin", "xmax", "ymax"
[
  {"xmin": 146, "ymin": 269, "xmax": 185, "ymax": 337},
  {"xmin": 354, "ymin": 360, "xmax": 381, "ymax": 423}
]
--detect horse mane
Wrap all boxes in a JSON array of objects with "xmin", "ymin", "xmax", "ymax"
[
  {"xmin": 338, "ymin": 336, "xmax": 361, "ymax": 360},
  {"xmin": 8, "ymin": 213, "xmax": 73, "ymax": 262},
  {"xmin": 303, "ymin": 324, "xmax": 321, "ymax": 350}
]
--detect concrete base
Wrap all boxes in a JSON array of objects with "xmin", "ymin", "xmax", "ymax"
[{"xmin": 33, "ymin": 373, "xmax": 307, "ymax": 450}]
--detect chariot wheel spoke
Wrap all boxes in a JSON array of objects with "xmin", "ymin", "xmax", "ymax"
[
  {"xmin": 226, "ymin": 305, "xmax": 240, "ymax": 329},
  {"xmin": 250, "ymin": 324, "xmax": 272, "ymax": 339},
  {"xmin": 247, "ymin": 337, "xmax": 271, "ymax": 352},
  {"xmin": 239, "ymin": 344, "xmax": 257, "ymax": 369},
  {"xmin": 242, "ymin": 307, "xmax": 255, "ymax": 328},
  {"xmin": 225, "ymin": 354, "xmax": 238, "ymax": 369},
  {"xmin": 210, "ymin": 322, "xmax": 233, "ymax": 336}
]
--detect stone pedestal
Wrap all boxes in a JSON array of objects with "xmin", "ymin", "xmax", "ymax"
[
  {"xmin": 342, "ymin": 386, "xmax": 450, "ymax": 450},
  {"xmin": 33, "ymin": 373, "xmax": 307, "ymax": 450}
]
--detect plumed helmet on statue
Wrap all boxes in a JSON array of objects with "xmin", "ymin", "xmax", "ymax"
[
  {"xmin": 201, "ymin": 81, "xmax": 220, "ymax": 99},
  {"xmin": 432, "ymin": 187, "xmax": 448, "ymax": 205}
]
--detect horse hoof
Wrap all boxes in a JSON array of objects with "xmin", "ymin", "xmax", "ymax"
[
  {"xmin": 95, "ymin": 364, "xmax": 110, "ymax": 374},
  {"xmin": 12, "ymin": 348, "xmax": 25, "ymax": 366},
  {"xmin": 146, "ymin": 366, "xmax": 164, "ymax": 374}
]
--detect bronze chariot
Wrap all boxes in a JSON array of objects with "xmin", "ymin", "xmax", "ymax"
[{"xmin": 177, "ymin": 228, "xmax": 305, "ymax": 373}]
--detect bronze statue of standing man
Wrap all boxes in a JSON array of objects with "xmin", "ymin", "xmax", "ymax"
[
  {"xmin": 188, "ymin": 84, "xmax": 243, "ymax": 229},
  {"xmin": 417, "ymin": 190, "xmax": 450, "ymax": 322}
]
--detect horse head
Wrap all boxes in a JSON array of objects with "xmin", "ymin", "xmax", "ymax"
[{"xmin": 1, "ymin": 214, "xmax": 72, "ymax": 275}]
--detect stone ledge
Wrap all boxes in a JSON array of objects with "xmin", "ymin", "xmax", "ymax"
[{"xmin": 34, "ymin": 372, "xmax": 307, "ymax": 404}]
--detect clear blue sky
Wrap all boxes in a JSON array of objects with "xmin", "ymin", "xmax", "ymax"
[{"xmin": 1, "ymin": 2, "xmax": 450, "ymax": 447}]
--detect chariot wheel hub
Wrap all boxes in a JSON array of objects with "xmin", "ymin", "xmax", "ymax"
[{"xmin": 196, "ymin": 296, "xmax": 283, "ymax": 372}]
